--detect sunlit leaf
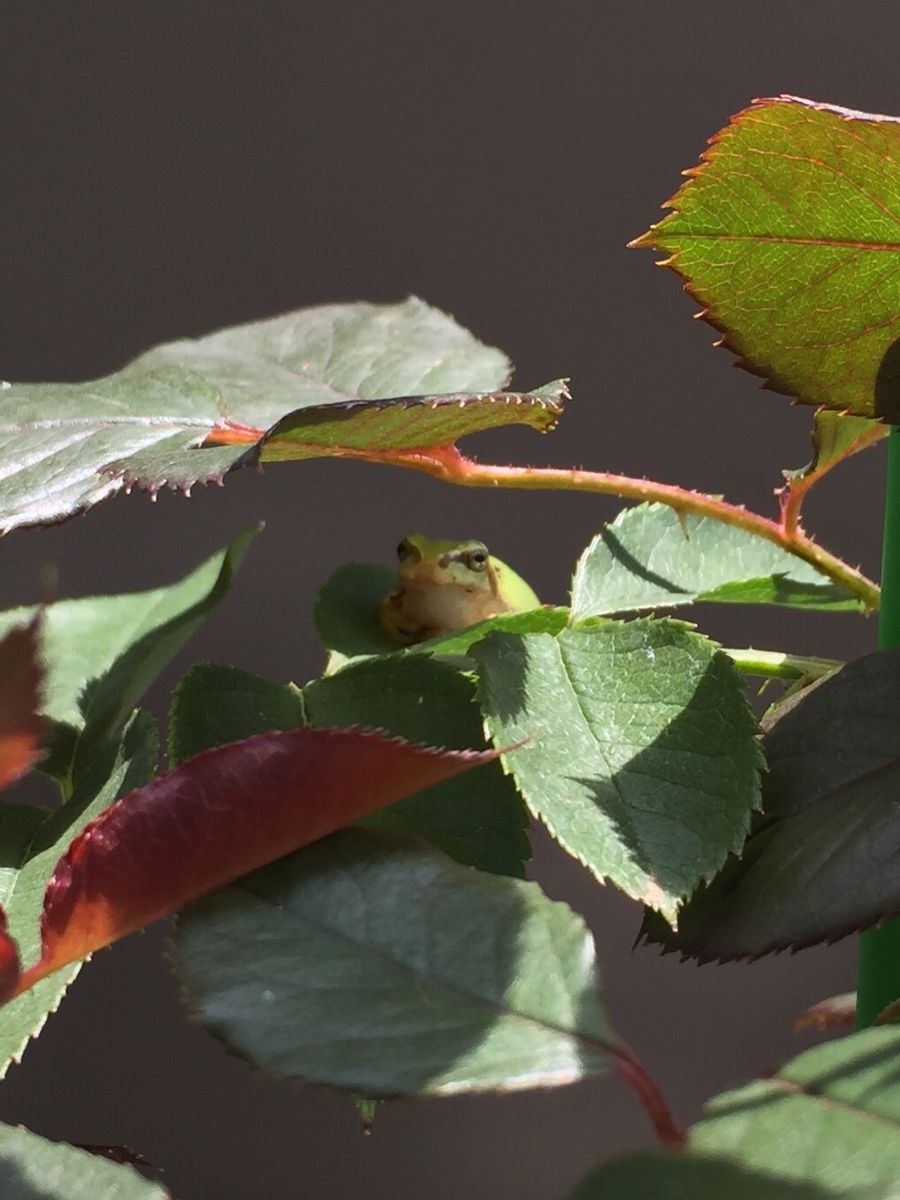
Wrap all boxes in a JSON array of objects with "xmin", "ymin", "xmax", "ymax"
[
  {"xmin": 174, "ymin": 828, "xmax": 615, "ymax": 1096},
  {"xmin": 256, "ymin": 379, "xmax": 566, "ymax": 462},
  {"xmin": 633, "ymin": 96, "xmax": 900, "ymax": 415},
  {"xmin": 570, "ymin": 503, "xmax": 859, "ymax": 619},
  {"xmin": 0, "ymin": 298, "xmax": 564, "ymax": 532},
  {"xmin": 474, "ymin": 620, "xmax": 761, "ymax": 922}
]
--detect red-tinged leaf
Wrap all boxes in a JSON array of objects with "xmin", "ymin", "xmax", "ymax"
[
  {"xmin": 794, "ymin": 992, "xmax": 856, "ymax": 1033},
  {"xmin": 0, "ymin": 616, "xmax": 43, "ymax": 790},
  {"xmin": 0, "ymin": 727, "xmax": 498, "ymax": 1003},
  {"xmin": 250, "ymin": 380, "xmax": 566, "ymax": 464},
  {"xmin": 633, "ymin": 95, "xmax": 900, "ymax": 416},
  {"xmin": 779, "ymin": 410, "xmax": 889, "ymax": 525},
  {"xmin": 0, "ymin": 913, "xmax": 20, "ymax": 1007}
]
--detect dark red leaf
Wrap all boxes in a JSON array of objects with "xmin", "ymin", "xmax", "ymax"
[
  {"xmin": 0, "ymin": 616, "xmax": 44, "ymax": 790},
  {"xmin": 0, "ymin": 727, "xmax": 498, "ymax": 1003}
]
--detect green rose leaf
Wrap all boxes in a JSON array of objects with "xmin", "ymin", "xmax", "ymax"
[
  {"xmin": 168, "ymin": 663, "xmax": 305, "ymax": 767},
  {"xmin": 304, "ymin": 656, "xmax": 530, "ymax": 877},
  {"xmin": 570, "ymin": 503, "xmax": 859, "ymax": 619},
  {"xmin": 0, "ymin": 1122, "xmax": 166, "ymax": 1199},
  {"xmin": 474, "ymin": 620, "xmax": 761, "ymax": 923},
  {"xmin": 633, "ymin": 96, "xmax": 900, "ymax": 416},
  {"xmin": 170, "ymin": 660, "xmax": 530, "ymax": 878},
  {"xmin": 313, "ymin": 561, "xmax": 567, "ymax": 662},
  {"xmin": 642, "ymin": 649, "xmax": 900, "ymax": 960},
  {"xmin": 691, "ymin": 1028, "xmax": 900, "ymax": 1197},
  {"xmin": 568, "ymin": 1152, "xmax": 843, "ymax": 1200},
  {"xmin": 0, "ymin": 711, "xmax": 157, "ymax": 1078},
  {"xmin": 0, "ymin": 528, "xmax": 256, "ymax": 786},
  {"xmin": 173, "ymin": 828, "xmax": 615, "ymax": 1096},
  {"xmin": 787, "ymin": 411, "xmax": 890, "ymax": 488},
  {"xmin": 1, "ymin": 298, "xmax": 565, "ymax": 533}
]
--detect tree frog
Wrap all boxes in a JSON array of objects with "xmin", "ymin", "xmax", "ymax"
[{"xmin": 379, "ymin": 533, "xmax": 540, "ymax": 644}]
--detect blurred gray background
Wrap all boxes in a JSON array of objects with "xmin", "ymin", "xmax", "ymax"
[{"xmin": 0, "ymin": 3, "xmax": 893, "ymax": 1197}]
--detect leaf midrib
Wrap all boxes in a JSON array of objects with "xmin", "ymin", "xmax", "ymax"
[
  {"xmin": 226, "ymin": 878, "xmax": 615, "ymax": 1065},
  {"xmin": 659, "ymin": 232, "xmax": 900, "ymax": 251}
]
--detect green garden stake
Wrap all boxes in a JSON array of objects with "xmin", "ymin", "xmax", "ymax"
[{"xmin": 857, "ymin": 416, "xmax": 900, "ymax": 1029}]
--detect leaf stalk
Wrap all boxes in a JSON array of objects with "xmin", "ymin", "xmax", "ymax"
[
  {"xmin": 609, "ymin": 1042, "xmax": 686, "ymax": 1148},
  {"xmin": 385, "ymin": 446, "xmax": 880, "ymax": 611},
  {"xmin": 723, "ymin": 648, "xmax": 843, "ymax": 681}
]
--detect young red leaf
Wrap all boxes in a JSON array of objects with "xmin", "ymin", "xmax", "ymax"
[
  {"xmin": 0, "ymin": 616, "xmax": 43, "ymax": 790},
  {"xmin": 0, "ymin": 727, "xmax": 498, "ymax": 1003},
  {"xmin": 794, "ymin": 992, "xmax": 856, "ymax": 1033}
]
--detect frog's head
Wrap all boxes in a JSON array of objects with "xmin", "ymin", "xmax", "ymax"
[{"xmin": 396, "ymin": 534, "xmax": 494, "ymax": 591}]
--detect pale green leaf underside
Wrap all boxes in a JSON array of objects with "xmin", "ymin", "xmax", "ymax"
[
  {"xmin": 474, "ymin": 621, "xmax": 761, "ymax": 923},
  {"xmin": 174, "ymin": 829, "xmax": 613, "ymax": 1096},
  {"xmin": 0, "ymin": 298, "xmax": 562, "ymax": 533},
  {"xmin": 0, "ymin": 1122, "xmax": 167, "ymax": 1199},
  {"xmin": 570, "ymin": 503, "xmax": 860, "ymax": 620}
]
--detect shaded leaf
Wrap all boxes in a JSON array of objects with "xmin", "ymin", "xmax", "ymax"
[
  {"xmin": 0, "ymin": 711, "xmax": 157, "ymax": 1077},
  {"xmin": 568, "ymin": 1151, "xmax": 843, "ymax": 1200},
  {"xmin": 570, "ymin": 503, "xmax": 860, "ymax": 620},
  {"xmin": 642, "ymin": 649, "xmax": 900, "ymax": 960},
  {"xmin": 170, "ymin": 660, "xmax": 529, "ymax": 878},
  {"xmin": 174, "ymin": 828, "xmax": 614, "ymax": 1096},
  {"xmin": 0, "ymin": 617, "xmax": 44, "ymax": 790},
  {"xmin": 633, "ymin": 95, "xmax": 900, "ymax": 415},
  {"xmin": 304, "ymin": 656, "xmax": 530, "ymax": 876},
  {"xmin": 474, "ymin": 621, "xmax": 761, "ymax": 922},
  {"xmin": 0, "ymin": 530, "xmax": 255, "ymax": 786},
  {"xmin": 313, "ymin": 563, "xmax": 400, "ymax": 658},
  {"xmin": 314, "ymin": 561, "xmax": 566, "ymax": 660},
  {"xmin": 0, "ymin": 1122, "xmax": 167, "ymax": 1199},
  {"xmin": 0, "ymin": 298, "xmax": 564, "ymax": 533},
  {"xmin": 0, "ymin": 728, "xmax": 499, "ymax": 1003},
  {"xmin": 168, "ymin": 663, "xmax": 305, "ymax": 767},
  {"xmin": 691, "ymin": 1028, "xmax": 900, "ymax": 1197}
]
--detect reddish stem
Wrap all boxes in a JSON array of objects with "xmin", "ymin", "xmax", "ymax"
[
  {"xmin": 609, "ymin": 1042, "xmax": 686, "ymax": 1148},
  {"xmin": 376, "ymin": 445, "xmax": 879, "ymax": 611}
]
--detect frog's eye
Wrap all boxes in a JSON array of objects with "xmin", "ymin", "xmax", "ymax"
[
  {"xmin": 465, "ymin": 548, "xmax": 489, "ymax": 572},
  {"xmin": 397, "ymin": 539, "xmax": 420, "ymax": 563}
]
